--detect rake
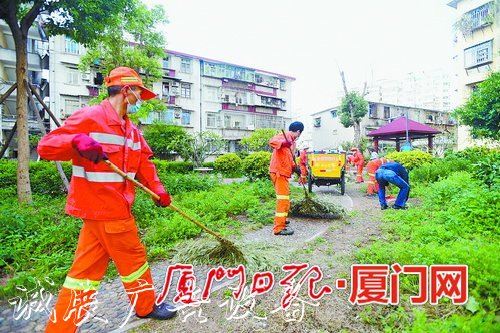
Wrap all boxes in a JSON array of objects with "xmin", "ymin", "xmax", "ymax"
[
  {"xmin": 104, "ymin": 159, "xmax": 246, "ymax": 264},
  {"xmin": 281, "ymin": 130, "xmax": 345, "ymax": 220}
]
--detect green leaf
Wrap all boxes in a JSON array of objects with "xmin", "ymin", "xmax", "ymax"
[{"xmin": 465, "ymin": 296, "xmax": 480, "ymax": 313}]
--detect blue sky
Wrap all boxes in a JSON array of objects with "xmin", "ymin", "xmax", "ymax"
[{"xmin": 146, "ymin": 0, "xmax": 457, "ymax": 116}]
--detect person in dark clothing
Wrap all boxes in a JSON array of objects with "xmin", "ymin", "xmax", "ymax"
[{"xmin": 375, "ymin": 161, "xmax": 410, "ymax": 210}]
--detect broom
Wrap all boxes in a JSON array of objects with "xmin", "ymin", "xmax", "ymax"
[
  {"xmin": 281, "ymin": 130, "xmax": 345, "ymax": 220},
  {"xmin": 103, "ymin": 160, "xmax": 246, "ymax": 264}
]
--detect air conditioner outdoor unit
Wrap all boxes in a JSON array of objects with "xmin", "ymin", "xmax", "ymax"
[
  {"xmin": 81, "ymin": 73, "xmax": 91, "ymax": 81},
  {"xmin": 170, "ymin": 87, "xmax": 180, "ymax": 96}
]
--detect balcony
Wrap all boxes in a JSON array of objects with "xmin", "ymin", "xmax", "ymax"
[
  {"xmin": 162, "ymin": 69, "xmax": 176, "ymax": 78},
  {"xmin": 0, "ymin": 48, "xmax": 41, "ymax": 71}
]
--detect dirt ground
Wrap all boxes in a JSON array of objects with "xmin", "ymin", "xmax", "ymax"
[{"xmin": 126, "ymin": 182, "xmax": 385, "ymax": 333}]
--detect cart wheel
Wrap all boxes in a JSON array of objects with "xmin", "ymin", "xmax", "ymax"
[
  {"xmin": 340, "ymin": 173, "xmax": 345, "ymax": 195},
  {"xmin": 307, "ymin": 174, "xmax": 313, "ymax": 193}
]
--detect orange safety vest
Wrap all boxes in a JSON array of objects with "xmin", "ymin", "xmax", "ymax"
[
  {"xmin": 269, "ymin": 131, "xmax": 296, "ymax": 178},
  {"xmin": 38, "ymin": 99, "xmax": 165, "ymax": 220}
]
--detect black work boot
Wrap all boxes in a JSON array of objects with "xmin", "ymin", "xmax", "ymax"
[
  {"xmin": 137, "ymin": 302, "xmax": 177, "ymax": 320},
  {"xmin": 381, "ymin": 204, "xmax": 389, "ymax": 210},
  {"xmin": 392, "ymin": 205, "xmax": 408, "ymax": 210},
  {"xmin": 285, "ymin": 219, "xmax": 290, "ymax": 225},
  {"xmin": 274, "ymin": 228, "xmax": 294, "ymax": 236}
]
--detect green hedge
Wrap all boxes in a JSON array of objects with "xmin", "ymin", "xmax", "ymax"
[
  {"xmin": 385, "ymin": 150, "xmax": 433, "ymax": 170},
  {"xmin": 214, "ymin": 153, "xmax": 242, "ymax": 177},
  {"xmin": 242, "ymin": 152, "xmax": 271, "ymax": 180}
]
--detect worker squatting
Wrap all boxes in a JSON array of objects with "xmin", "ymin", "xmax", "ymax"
[{"xmin": 9, "ymin": 263, "xmax": 467, "ymax": 327}]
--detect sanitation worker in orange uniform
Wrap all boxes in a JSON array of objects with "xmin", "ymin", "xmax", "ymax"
[
  {"xmin": 38, "ymin": 67, "xmax": 176, "ymax": 332},
  {"xmin": 269, "ymin": 121, "xmax": 304, "ymax": 236},
  {"xmin": 352, "ymin": 147, "xmax": 365, "ymax": 183},
  {"xmin": 366, "ymin": 157, "xmax": 392, "ymax": 197},
  {"xmin": 298, "ymin": 147, "xmax": 309, "ymax": 185}
]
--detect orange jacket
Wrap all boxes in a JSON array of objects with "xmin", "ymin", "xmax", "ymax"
[
  {"xmin": 37, "ymin": 99, "xmax": 165, "ymax": 220},
  {"xmin": 366, "ymin": 158, "xmax": 392, "ymax": 176},
  {"xmin": 353, "ymin": 151, "xmax": 365, "ymax": 167},
  {"xmin": 299, "ymin": 150, "xmax": 308, "ymax": 176},
  {"xmin": 269, "ymin": 131, "xmax": 296, "ymax": 178}
]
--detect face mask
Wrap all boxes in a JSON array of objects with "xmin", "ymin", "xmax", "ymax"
[{"xmin": 126, "ymin": 89, "xmax": 143, "ymax": 114}]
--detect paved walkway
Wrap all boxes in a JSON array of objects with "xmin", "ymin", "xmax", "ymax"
[{"xmin": 0, "ymin": 180, "xmax": 352, "ymax": 333}]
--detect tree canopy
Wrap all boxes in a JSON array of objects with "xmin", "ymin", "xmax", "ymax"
[
  {"xmin": 177, "ymin": 131, "xmax": 227, "ymax": 167},
  {"xmin": 0, "ymin": 0, "xmax": 167, "ymax": 203},
  {"xmin": 143, "ymin": 123, "xmax": 189, "ymax": 160},
  {"xmin": 454, "ymin": 72, "xmax": 500, "ymax": 141},
  {"xmin": 239, "ymin": 128, "xmax": 277, "ymax": 152}
]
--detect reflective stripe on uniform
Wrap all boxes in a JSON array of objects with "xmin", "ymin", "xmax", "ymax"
[
  {"xmin": 368, "ymin": 181, "xmax": 375, "ymax": 184},
  {"xmin": 368, "ymin": 173, "xmax": 375, "ymax": 176},
  {"xmin": 275, "ymin": 212, "xmax": 288, "ymax": 217},
  {"xmin": 63, "ymin": 276, "xmax": 101, "ymax": 291},
  {"xmin": 121, "ymin": 262, "xmax": 149, "ymax": 284},
  {"xmin": 73, "ymin": 165, "xmax": 136, "ymax": 183},
  {"xmin": 276, "ymin": 195, "xmax": 290, "ymax": 200},
  {"xmin": 89, "ymin": 132, "xmax": 141, "ymax": 150}
]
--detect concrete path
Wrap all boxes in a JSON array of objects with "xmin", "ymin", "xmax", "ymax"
[{"xmin": 0, "ymin": 180, "xmax": 353, "ymax": 333}]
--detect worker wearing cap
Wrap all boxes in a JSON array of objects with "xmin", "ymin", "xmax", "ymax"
[
  {"xmin": 269, "ymin": 121, "xmax": 304, "ymax": 236},
  {"xmin": 351, "ymin": 147, "xmax": 365, "ymax": 183},
  {"xmin": 38, "ymin": 67, "xmax": 176, "ymax": 332},
  {"xmin": 298, "ymin": 147, "xmax": 309, "ymax": 185}
]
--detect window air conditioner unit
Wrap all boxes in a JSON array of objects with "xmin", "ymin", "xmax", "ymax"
[{"xmin": 81, "ymin": 73, "xmax": 91, "ymax": 81}]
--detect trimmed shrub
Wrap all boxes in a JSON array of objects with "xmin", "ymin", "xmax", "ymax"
[
  {"xmin": 152, "ymin": 159, "xmax": 193, "ymax": 174},
  {"xmin": 242, "ymin": 152, "xmax": 272, "ymax": 180},
  {"xmin": 0, "ymin": 160, "xmax": 71, "ymax": 196},
  {"xmin": 214, "ymin": 153, "xmax": 242, "ymax": 177},
  {"xmin": 385, "ymin": 150, "xmax": 433, "ymax": 170}
]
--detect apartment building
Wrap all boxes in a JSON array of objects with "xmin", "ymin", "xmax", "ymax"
[
  {"xmin": 309, "ymin": 101, "xmax": 456, "ymax": 151},
  {"xmin": 46, "ymin": 47, "xmax": 294, "ymax": 153},
  {"xmin": 0, "ymin": 20, "xmax": 47, "ymax": 158},
  {"xmin": 447, "ymin": 0, "xmax": 499, "ymax": 148},
  {"xmin": 144, "ymin": 50, "xmax": 294, "ymax": 152},
  {"xmin": 364, "ymin": 68, "xmax": 457, "ymax": 112}
]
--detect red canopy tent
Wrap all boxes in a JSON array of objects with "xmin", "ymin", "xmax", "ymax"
[{"xmin": 367, "ymin": 116, "xmax": 441, "ymax": 152}]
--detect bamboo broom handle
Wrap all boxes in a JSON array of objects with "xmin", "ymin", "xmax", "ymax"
[{"xmin": 103, "ymin": 160, "xmax": 227, "ymax": 242}]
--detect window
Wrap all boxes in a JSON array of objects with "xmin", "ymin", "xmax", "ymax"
[
  {"xmin": 383, "ymin": 106, "xmax": 390, "ymax": 119},
  {"xmin": 63, "ymin": 97, "xmax": 80, "ymax": 116},
  {"xmin": 180, "ymin": 58, "xmax": 191, "ymax": 73},
  {"xmin": 181, "ymin": 111, "xmax": 191, "ymax": 126},
  {"xmin": 26, "ymin": 38, "xmax": 38, "ymax": 53},
  {"xmin": 65, "ymin": 36, "xmax": 79, "ymax": 54},
  {"xmin": 66, "ymin": 68, "xmax": 79, "ymax": 85},
  {"xmin": 464, "ymin": 40, "xmax": 493, "ymax": 69},
  {"xmin": 279, "ymin": 79, "xmax": 286, "ymax": 91},
  {"xmin": 207, "ymin": 113, "xmax": 218, "ymax": 127},
  {"xmin": 165, "ymin": 109, "xmax": 174, "ymax": 124},
  {"xmin": 162, "ymin": 57, "xmax": 170, "ymax": 69},
  {"xmin": 205, "ymin": 87, "xmax": 219, "ymax": 102},
  {"xmin": 330, "ymin": 110, "xmax": 337, "ymax": 118},
  {"xmin": 369, "ymin": 103, "xmax": 378, "ymax": 118},
  {"xmin": 180, "ymin": 83, "xmax": 191, "ymax": 98},
  {"xmin": 314, "ymin": 117, "xmax": 321, "ymax": 127}
]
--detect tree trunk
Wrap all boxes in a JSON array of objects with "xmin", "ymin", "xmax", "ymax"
[
  {"xmin": 353, "ymin": 121, "xmax": 361, "ymax": 145},
  {"xmin": 12, "ymin": 23, "xmax": 32, "ymax": 203}
]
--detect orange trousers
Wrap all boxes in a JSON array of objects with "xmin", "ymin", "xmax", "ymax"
[
  {"xmin": 270, "ymin": 173, "xmax": 290, "ymax": 234},
  {"xmin": 355, "ymin": 164, "xmax": 364, "ymax": 183},
  {"xmin": 366, "ymin": 164, "xmax": 379, "ymax": 195},
  {"xmin": 45, "ymin": 217, "xmax": 155, "ymax": 333}
]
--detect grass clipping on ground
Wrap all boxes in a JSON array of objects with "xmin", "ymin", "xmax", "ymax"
[
  {"xmin": 172, "ymin": 238, "xmax": 286, "ymax": 273},
  {"xmin": 289, "ymin": 196, "xmax": 345, "ymax": 219}
]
